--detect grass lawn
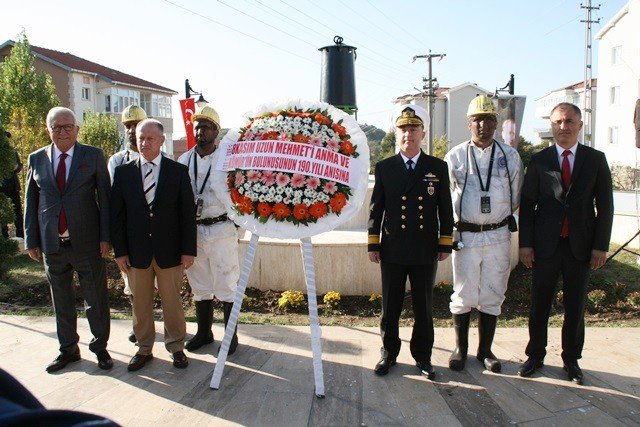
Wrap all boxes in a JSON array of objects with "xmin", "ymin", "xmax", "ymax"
[{"xmin": 1, "ymin": 243, "xmax": 638, "ymax": 327}]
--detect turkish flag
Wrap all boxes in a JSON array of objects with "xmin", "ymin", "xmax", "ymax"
[{"xmin": 179, "ymin": 98, "xmax": 196, "ymax": 149}]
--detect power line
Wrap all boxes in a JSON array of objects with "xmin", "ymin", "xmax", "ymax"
[{"xmin": 363, "ymin": 0, "xmax": 425, "ymax": 47}]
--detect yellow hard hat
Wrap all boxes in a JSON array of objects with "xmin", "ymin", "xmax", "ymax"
[
  {"xmin": 121, "ymin": 105, "xmax": 147, "ymax": 124},
  {"xmin": 467, "ymin": 95, "xmax": 497, "ymax": 117},
  {"xmin": 191, "ymin": 105, "xmax": 220, "ymax": 129}
]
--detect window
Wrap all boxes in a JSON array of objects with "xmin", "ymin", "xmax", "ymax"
[
  {"xmin": 81, "ymin": 87, "xmax": 90, "ymax": 100},
  {"xmin": 152, "ymin": 94, "xmax": 171, "ymax": 118},
  {"xmin": 105, "ymin": 95, "xmax": 111, "ymax": 112},
  {"xmin": 611, "ymin": 45, "xmax": 622, "ymax": 64},
  {"xmin": 608, "ymin": 126, "xmax": 618, "ymax": 144},
  {"xmin": 83, "ymin": 76, "xmax": 90, "ymax": 84},
  {"xmin": 111, "ymin": 88, "xmax": 140, "ymax": 113},
  {"xmin": 610, "ymin": 86, "xmax": 620, "ymax": 105},
  {"xmin": 140, "ymin": 93, "xmax": 151, "ymax": 115}
]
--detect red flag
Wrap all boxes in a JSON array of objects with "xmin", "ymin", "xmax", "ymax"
[{"xmin": 180, "ymin": 98, "xmax": 196, "ymax": 149}]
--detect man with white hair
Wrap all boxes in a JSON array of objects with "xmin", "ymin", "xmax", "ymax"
[
  {"xmin": 368, "ymin": 104, "xmax": 454, "ymax": 380},
  {"xmin": 24, "ymin": 106, "xmax": 113, "ymax": 373}
]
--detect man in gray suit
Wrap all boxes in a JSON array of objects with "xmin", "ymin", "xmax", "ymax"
[{"xmin": 24, "ymin": 107, "xmax": 113, "ymax": 373}]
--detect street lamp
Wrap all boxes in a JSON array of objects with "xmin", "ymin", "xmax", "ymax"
[{"xmin": 185, "ymin": 79, "xmax": 208, "ymax": 107}]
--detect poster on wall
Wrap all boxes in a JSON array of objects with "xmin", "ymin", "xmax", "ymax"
[{"xmin": 495, "ymin": 95, "xmax": 526, "ymax": 149}]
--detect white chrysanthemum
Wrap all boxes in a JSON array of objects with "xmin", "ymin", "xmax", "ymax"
[{"xmin": 274, "ymin": 194, "xmax": 283, "ymax": 202}]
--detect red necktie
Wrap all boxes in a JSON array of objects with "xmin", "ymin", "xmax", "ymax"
[
  {"xmin": 56, "ymin": 153, "xmax": 68, "ymax": 235},
  {"xmin": 560, "ymin": 150, "xmax": 571, "ymax": 237}
]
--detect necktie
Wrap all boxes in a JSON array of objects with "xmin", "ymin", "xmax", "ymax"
[
  {"xmin": 144, "ymin": 162, "xmax": 156, "ymax": 208},
  {"xmin": 560, "ymin": 150, "xmax": 571, "ymax": 237},
  {"xmin": 406, "ymin": 159, "xmax": 414, "ymax": 173},
  {"xmin": 56, "ymin": 153, "xmax": 68, "ymax": 234}
]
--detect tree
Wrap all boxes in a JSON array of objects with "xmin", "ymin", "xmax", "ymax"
[
  {"xmin": 431, "ymin": 136, "xmax": 450, "ymax": 160},
  {"xmin": 0, "ymin": 127, "xmax": 18, "ymax": 275},
  {"xmin": 370, "ymin": 131, "xmax": 396, "ymax": 173},
  {"xmin": 78, "ymin": 110, "xmax": 120, "ymax": 159},
  {"xmin": 517, "ymin": 136, "xmax": 548, "ymax": 169},
  {"xmin": 0, "ymin": 31, "xmax": 59, "ymax": 174}
]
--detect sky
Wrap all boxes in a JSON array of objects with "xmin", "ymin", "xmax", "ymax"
[{"xmin": 2, "ymin": 0, "xmax": 629, "ymax": 143}]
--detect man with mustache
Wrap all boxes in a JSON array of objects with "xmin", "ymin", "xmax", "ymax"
[{"xmin": 444, "ymin": 95, "xmax": 523, "ymax": 373}]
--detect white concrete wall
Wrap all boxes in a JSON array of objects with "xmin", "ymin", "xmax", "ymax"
[
  {"xmin": 447, "ymin": 85, "xmax": 489, "ymax": 148},
  {"xmin": 71, "ymin": 73, "xmax": 96, "ymax": 123},
  {"xmin": 595, "ymin": 0, "xmax": 640, "ymax": 167}
]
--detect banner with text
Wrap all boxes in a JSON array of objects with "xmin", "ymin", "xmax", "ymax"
[{"xmin": 217, "ymin": 139, "xmax": 363, "ymax": 188}]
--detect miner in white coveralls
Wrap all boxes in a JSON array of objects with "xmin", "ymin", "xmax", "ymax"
[
  {"xmin": 108, "ymin": 105, "xmax": 147, "ymax": 344},
  {"xmin": 444, "ymin": 95, "xmax": 523, "ymax": 373},
  {"xmin": 178, "ymin": 105, "xmax": 240, "ymax": 354}
]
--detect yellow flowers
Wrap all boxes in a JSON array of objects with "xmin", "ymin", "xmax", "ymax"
[
  {"xmin": 278, "ymin": 290, "xmax": 305, "ymax": 309},
  {"xmin": 323, "ymin": 291, "xmax": 341, "ymax": 309}
]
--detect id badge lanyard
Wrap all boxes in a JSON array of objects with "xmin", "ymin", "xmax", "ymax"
[
  {"xmin": 470, "ymin": 142, "xmax": 496, "ymax": 213},
  {"xmin": 191, "ymin": 151, "xmax": 212, "ymax": 218}
]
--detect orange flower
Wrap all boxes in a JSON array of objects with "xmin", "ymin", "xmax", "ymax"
[
  {"xmin": 230, "ymin": 188, "xmax": 241, "ymax": 204},
  {"xmin": 257, "ymin": 202, "xmax": 272, "ymax": 218},
  {"xmin": 332, "ymin": 122, "xmax": 346, "ymax": 136},
  {"xmin": 340, "ymin": 140, "xmax": 355, "ymax": 156},
  {"xmin": 263, "ymin": 131, "xmax": 278, "ymax": 140},
  {"xmin": 272, "ymin": 202, "xmax": 291, "ymax": 219},
  {"xmin": 314, "ymin": 113, "xmax": 331, "ymax": 126},
  {"xmin": 238, "ymin": 196, "xmax": 254, "ymax": 214},
  {"xmin": 309, "ymin": 201, "xmax": 328, "ymax": 219},
  {"xmin": 293, "ymin": 203, "xmax": 309, "ymax": 220},
  {"xmin": 329, "ymin": 193, "xmax": 347, "ymax": 213},
  {"xmin": 293, "ymin": 134, "xmax": 309, "ymax": 143}
]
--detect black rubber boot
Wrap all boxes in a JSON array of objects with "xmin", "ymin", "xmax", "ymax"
[
  {"xmin": 128, "ymin": 295, "xmax": 136, "ymax": 343},
  {"xmin": 185, "ymin": 299, "xmax": 214, "ymax": 352},
  {"xmin": 449, "ymin": 312, "xmax": 470, "ymax": 371},
  {"xmin": 218, "ymin": 302, "xmax": 238, "ymax": 355},
  {"xmin": 477, "ymin": 312, "xmax": 501, "ymax": 373}
]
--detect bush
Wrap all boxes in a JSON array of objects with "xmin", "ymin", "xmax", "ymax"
[
  {"xmin": 369, "ymin": 293, "xmax": 382, "ymax": 308},
  {"xmin": 627, "ymin": 292, "xmax": 640, "ymax": 308},
  {"xmin": 278, "ymin": 290, "xmax": 305, "ymax": 310},
  {"xmin": 434, "ymin": 281, "xmax": 453, "ymax": 295},
  {"xmin": 323, "ymin": 291, "xmax": 341, "ymax": 309},
  {"xmin": 587, "ymin": 289, "xmax": 607, "ymax": 309}
]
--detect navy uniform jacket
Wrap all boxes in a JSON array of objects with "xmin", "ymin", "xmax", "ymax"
[{"xmin": 368, "ymin": 151, "xmax": 454, "ymax": 265}]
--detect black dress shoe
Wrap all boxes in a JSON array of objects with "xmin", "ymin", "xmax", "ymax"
[
  {"xmin": 518, "ymin": 358, "xmax": 544, "ymax": 377},
  {"xmin": 96, "ymin": 350, "xmax": 113, "ymax": 370},
  {"xmin": 46, "ymin": 349, "xmax": 81, "ymax": 373},
  {"xmin": 374, "ymin": 356, "xmax": 396, "ymax": 376},
  {"xmin": 128, "ymin": 353, "xmax": 153, "ymax": 372},
  {"xmin": 416, "ymin": 361, "xmax": 436, "ymax": 380},
  {"xmin": 563, "ymin": 361, "xmax": 584, "ymax": 385},
  {"xmin": 172, "ymin": 351, "xmax": 189, "ymax": 369}
]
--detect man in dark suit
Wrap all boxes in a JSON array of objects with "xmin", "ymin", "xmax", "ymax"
[
  {"xmin": 111, "ymin": 118, "xmax": 197, "ymax": 371},
  {"xmin": 24, "ymin": 107, "xmax": 113, "ymax": 373},
  {"xmin": 368, "ymin": 104, "xmax": 454, "ymax": 380},
  {"xmin": 518, "ymin": 102, "xmax": 614, "ymax": 385}
]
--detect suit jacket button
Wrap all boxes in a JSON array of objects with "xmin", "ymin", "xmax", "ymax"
[
  {"xmin": 401, "ymin": 205, "xmax": 406, "ymax": 210},
  {"xmin": 401, "ymin": 215, "xmax": 406, "ymax": 219},
  {"xmin": 418, "ymin": 196, "xmax": 423, "ymax": 200},
  {"xmin": 150, "ymin": 213, "xmax": 154, "ymax": 217},
  {"xmin": 418, "ymin": 206, "xmax": 423, "ymax": 210},
  {"xmin": 419, "ymin": 215, "xmax": 423, "ymax": 219},
  {"xmin": 149, "ymin": 233, "xmax": 152, "ymax": 237},
  {"xmin": 419, "ymin": 225, "xmax": 424, "ymax": 229},
  {"xmin": 402, "ymin": 196, "xmax": 407, "ymax": 200},
  {"xmin": 401, "ymin": 224, "xmax": 406, "ymax": 229}
]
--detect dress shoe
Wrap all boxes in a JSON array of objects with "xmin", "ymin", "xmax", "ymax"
[
  {"xmin": 563, "ymin": 361, "xmax": 584, "ymax": 385},
  {"xmin": 128, "ymin": 353, "xmax": 153, "ymax": 372},
  {"xmin": 96, "ymin": 350, "xmax": 113, "ymax": 370},
  {"xmin": 374, "ymin": 355, "xmax": 396, "ymax": 376},
  {"xmin": 46, "ymin": 349, "xmax": 81, "ymax": 373},
  {"xmin": 518, "ymin": 358, "xmax": 544, "ymax": 377},
  {"xmin": 416, "ymin": 361, "xmax": 436, "ymax": 380},
  {"xmin": 172, "ymin": 351, "xmax": 189, "ymax": 369},
  {"xmin": 128, "ymin": 331, "xmax": 136, "ymax": 343}
]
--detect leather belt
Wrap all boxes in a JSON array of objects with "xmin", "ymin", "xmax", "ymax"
[
  {"xmin": 196, "ymin": 214, "xmax": 228, "ymax": 226},
  {"xmin": 455, "ymin": 218, "xmax": 509, "ymax": 233}
]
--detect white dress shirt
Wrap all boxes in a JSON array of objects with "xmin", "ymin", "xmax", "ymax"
[{"xmin": 554, "ymin": 141, "xmax": 578, "ymax": 172}]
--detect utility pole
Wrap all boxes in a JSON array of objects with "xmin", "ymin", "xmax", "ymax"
[
  {"xmin": 581, "ymin": 1, "xmax": 600, "ymax": 147},
  {"xmin": 413, "ymin": 51, "xmax": 445, "ymax": 155}
]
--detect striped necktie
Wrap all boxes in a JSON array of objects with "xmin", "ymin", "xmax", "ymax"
[{"xmin": 143, "ymin": 162, "xmax": 156, "ymax": 208}]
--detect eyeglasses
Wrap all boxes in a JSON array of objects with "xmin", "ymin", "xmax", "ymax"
[{"xmin": 51, "ymin": 124, "xmax": 76, "ymax": 133}]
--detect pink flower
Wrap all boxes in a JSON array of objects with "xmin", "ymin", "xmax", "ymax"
[
  {"xmin": 291, "ymin": 173, "xmax": 306, "ymax": 188},
  {"xmin": 243, "ymin": 131, "xmax": 255, "ymax": 141},
  {"xmin": 261, "ymin": 170, "xmax": 276, "ymax": 186},
  {"xmin": 277, "ymin": 132, "xmax": 290, "ymax": 141},
  {"xmin": 326, "ymin": 138, "xmax": 340, "ymax": 152},
  {"xmin": 323, "ymin": 181, "xmax": 337, "ymax": 194},
  {"xmin": 247, "ymin": 170, "xmax": 261, "ymax": 183},
  {"xmin": 234, "ymin": 172, "xmax": 245, "ymax": 186},
  {"xmin": 275, "ymin": 172, "xmax": 290, "ymax": 187},
  {"xmin": 309, "ymin": 136, "xmax": 323, "ymax": 147},
  {"xmin": 306, "ymin": 176, "xmax": 321, "ymax": 190}
]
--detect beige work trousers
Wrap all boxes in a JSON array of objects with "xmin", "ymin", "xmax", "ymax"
[{"xmin": 129, "ymin": 258, "xmax": 186, "ymax": 355}]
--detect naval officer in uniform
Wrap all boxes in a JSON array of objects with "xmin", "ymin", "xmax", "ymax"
[{"xmin": 368, "ymin": 104, "xmax": 454, "ymax": 380}]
